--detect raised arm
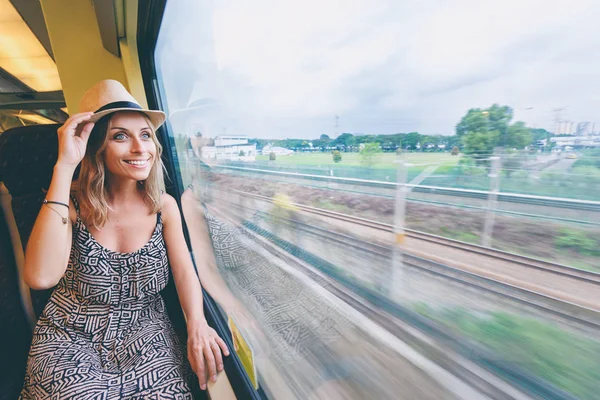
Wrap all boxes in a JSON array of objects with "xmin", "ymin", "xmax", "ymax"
[{"xmin": 23, "ymin": 113, "xmax": 94, "ymax": 289}]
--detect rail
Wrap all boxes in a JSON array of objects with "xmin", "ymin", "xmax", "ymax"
[
  {"xmin": 213, "ymin": 165, "xmax": 600, "ymax": 211},
  {"xmin": 227, "ymin": 188, "xmax": 600, "ymax": 286}
]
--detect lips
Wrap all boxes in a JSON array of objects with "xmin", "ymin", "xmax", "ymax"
[{"xmin": 124, "ymin": 158, "xmax": 150, "ymax": 167}]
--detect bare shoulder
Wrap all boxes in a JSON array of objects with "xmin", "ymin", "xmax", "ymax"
[{"xmin": 161, "ymin": 192, "xmax": 181, "ymax": 224}]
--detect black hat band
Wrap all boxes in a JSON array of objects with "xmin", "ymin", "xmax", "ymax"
[{"xmin": 95, "ymin": 101, "xmax": 143, "ymax": 113}]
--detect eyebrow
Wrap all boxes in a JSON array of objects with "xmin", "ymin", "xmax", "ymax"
[{"xmin": 110, "ymin": 127, "xmax": 151, "ymax": 131}]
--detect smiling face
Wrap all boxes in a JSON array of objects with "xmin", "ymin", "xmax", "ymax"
[{"xmin": 102, "ymin": 111, "xmax": 157, "ymax": 182}]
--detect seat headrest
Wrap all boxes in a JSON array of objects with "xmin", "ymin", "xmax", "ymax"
[{"xmin": 0, "ymin": 124, "xmax": 62, "ymax": 197}]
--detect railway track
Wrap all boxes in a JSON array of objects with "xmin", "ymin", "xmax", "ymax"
[
  {"xmin": 215, "ymin": 165, "xmax": 600, "ymax": 211},
  {"xmin": 227, "ymin": 188, "xmax": 600, "ymax": 286},
  {"xmin": 237, "ymin": 207, "xmax": 600, "ymax": 331},
  {"xmin": 216, "ymin": 206, "xmax": 583, "ymax": 400},
  {"xmin": 212, "ymin": 192, "xmax": 600, "ymax": 332}
]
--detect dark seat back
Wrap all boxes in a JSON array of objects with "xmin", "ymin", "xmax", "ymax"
[
  {"xmin": 0, "ymin": 125, "xmax": 62, "ymax": 399},
  {"xmin": 0, "ymin": 197, "xmax": 32, "ymax": 400},
  {"xmin": 0, "ymin": 124, "xmax": 62, "ymax": 317}
]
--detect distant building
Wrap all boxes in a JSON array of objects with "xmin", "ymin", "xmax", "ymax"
[
  {"xmin": 556, "ymin": 121, "xmax": 576, "ymax": 135},
  {"xmin": 576, "ymin": 122, "xmax": 592, "ymax": 136},
  {"xmin": 551, "ymin": 135, "xmax": 600, "ymax": 148},
  {"xmin": 262, "ymin": 145, "xmax": 294, "ymax": 156},
  {"xmin": 192, "ymin": 135, "xmax": 256, "ymax": 161}
]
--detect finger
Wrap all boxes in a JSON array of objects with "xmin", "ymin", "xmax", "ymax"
[
  {"xmin": 62, "ymin": 113, "xmax": 94, "ymax": 135},
  {"xmin": 73, "ymin": 116, "xmax": 95, "ymax": 136},
  {"xmin": 66, "ymin": 112, "xmax": 94, "ymax": 126},
  {"xmin": 203, "ymin": 340, "xmax": 218, "ymax": 383},
  {"xmin": 215, "ymin": 335, "xmax": 230, "ymax": 357},
  {"xmin": 210, "ymin": 340, "xmax": 224, "ymax": 372},
  {"xmin": 193, "ymin": 348, "xmax": 207, "ymax": 390},
  {"xmin": 78, "ymin": 122, "xmax": 95, "ymax": 144},
  {"xmin": 187, "ymin": 348, "xmax": 199, "ymax": 376}
]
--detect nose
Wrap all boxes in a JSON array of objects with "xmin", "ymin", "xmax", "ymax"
[{"xmin": 130, "ymin": 135, "xmax": 147, "ymax": 154}]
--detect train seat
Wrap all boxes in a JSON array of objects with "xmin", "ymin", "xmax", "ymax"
[
  {"xmin": 0, "ymin": 124, "xmax": 62, "ymax": 318},
  {"xmin": 0, "ymin": 184, "xmax": 33, "ymax": 400}
]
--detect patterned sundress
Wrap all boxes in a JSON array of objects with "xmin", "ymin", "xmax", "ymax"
[{"xmin": 20, "ymin": 197, "xmax": 193, "ymax": 399}]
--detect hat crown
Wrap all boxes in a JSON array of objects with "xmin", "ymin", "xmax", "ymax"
[{"xmin": 79, "ymin": 80, "xmax": 139, "ymax": 114}]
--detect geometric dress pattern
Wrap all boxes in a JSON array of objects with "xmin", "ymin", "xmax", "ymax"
[{"xmin": 20, "ymin": 197, "xmax": 192, "ymax": 399}]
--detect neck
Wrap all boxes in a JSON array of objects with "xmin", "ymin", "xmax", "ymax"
[{"xmin": 105, "ymin": 176, "xmax": 143, "ymax": 207}]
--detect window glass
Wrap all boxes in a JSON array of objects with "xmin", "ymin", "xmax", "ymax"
[{"xmin": 156, "ymin": 1, "xmax": 600, "ymax": 399}]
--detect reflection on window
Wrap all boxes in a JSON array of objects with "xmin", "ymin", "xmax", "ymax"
[{"xmin": 156, "ymin": 0, "xmax": 600, "ymax": 399}]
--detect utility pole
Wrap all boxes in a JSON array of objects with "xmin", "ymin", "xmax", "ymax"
[
  {"xmin": 334, "ymin": 114, "xmax": 340, "ymax": 138},
  {"xmin": 391, "ymin": 152, "xmax": 407, "ymax": 297},
  {"xmin": 482, "ymin": 151, "xmax": 501, "ymax": 247}
]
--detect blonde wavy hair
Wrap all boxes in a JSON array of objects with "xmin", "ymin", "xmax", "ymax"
[{"xmin": 75, "ymin": 112, "xmax": 166, "ymax": 228}]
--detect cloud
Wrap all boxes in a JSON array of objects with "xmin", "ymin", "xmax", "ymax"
[{"xmin": 157, "ymin": 0, "xmax": 600, "ymax": 138}]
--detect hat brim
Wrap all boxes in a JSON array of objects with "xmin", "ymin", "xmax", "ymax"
[{"xmin": 90, "ymin": 108, "xmax": 166, "ymax": 130}]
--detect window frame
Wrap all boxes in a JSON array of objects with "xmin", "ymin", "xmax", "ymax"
[{"xmin": 137, "ymin": 1, "xmax": 265, "ymax": 398}]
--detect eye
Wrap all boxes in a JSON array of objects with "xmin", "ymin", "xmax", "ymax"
[
  {"xmin": 113, "ymin": 132, "xmax": 127, "ymax": 140},
  {"xmin": 141, "ymin": 132, "xmax": 152, "ymax": 140}
]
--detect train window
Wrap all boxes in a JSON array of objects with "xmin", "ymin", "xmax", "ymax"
[{"xmin": 154, "ymin": 1, "xmax": 600, "ymax": 399}]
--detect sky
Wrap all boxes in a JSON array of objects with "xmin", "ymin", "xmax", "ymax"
[{"xmin": 156, "ymin": 0, "xmax": 600, "ymax": 139}]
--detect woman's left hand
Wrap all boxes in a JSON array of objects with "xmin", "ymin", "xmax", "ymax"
[{"xmin": 187, "ymin": 320, "xmax": 230, "ymax": 390}]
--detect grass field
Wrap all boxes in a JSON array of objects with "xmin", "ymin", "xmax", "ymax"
[
  {"xmin": 255, "ymin": 152, "xmax": 461, "ymax": 169},
  {"xmin": 230, "ymin": 151, "xmax": 600, "ymax": 200}
]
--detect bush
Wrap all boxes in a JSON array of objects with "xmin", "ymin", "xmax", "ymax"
[
  {"xmin": 360, "ymin": 142, "xmax": 380, "ymax": 167},
  {"xmin": 555, "ymin": 229, "xmax": 599, "ymax": 256},
  {"xmin": 332, "ymin": 150, "xmax": 342, "ymax": 163},
  {"xmin": 239, "ymin": 150, "xmax": 246, "ymax": 156},
  {"xmin": 269, "ymin": 152, "xmax": 276, "ymax": 161},
  {"xmin": 451, "ymin": 146, "xmax": 459, "ymax": 155}
]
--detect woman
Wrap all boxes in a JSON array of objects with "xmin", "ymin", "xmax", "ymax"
[{"xmin": 20, "ymin": 80, "xmax": 228, "ymax": 399}]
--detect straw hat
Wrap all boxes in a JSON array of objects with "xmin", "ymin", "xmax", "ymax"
[{"xmin": 79, "ymin": 79, "xmax": 166, "ymax": 129}]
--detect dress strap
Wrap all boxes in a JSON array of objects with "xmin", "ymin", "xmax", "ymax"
[{"xmin": 70, "ymin": 194, "xmax": 81, "ymax": 216}]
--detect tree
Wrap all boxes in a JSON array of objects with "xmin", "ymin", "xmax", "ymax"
[
  {"xmin": 360, "ymin": 142, "xmax": 380, "ymax": 167},
  {"xmin": 332, "ymin": 150, "xmax": 342, "ymax": 163},
  {"xmin": 457, "ymin": 104, "xmax": 531, "ymax": 156},
  {"xmin": 269, "ymin": 152, "xmax": 276, "ymax": 161},
  {"xmin": 506, "ymin": 121, "xmax": 532, "ymax": 149},
  {"xmin": 456, "ymin": 104, "xmax": 513, "ymax": 138},
  {"xmin": 446, "ymin": 135, "xmax": 461, "ymax": 149},
  {"xmin": 332, "ymin": 133, "xmax": 355, "ymax": 150},
  {"xmin": 462, "ymin": 131, "xmax": 499, "ymax": 158},
  {"xmin": 403, "ymin": 132, "xmax": 421, "ymax": 150},
  {"xmin": 530, "ymin": 128, "xmax": 552, "ymax": 144},
  {"xmin": 313, "ymin": 134, "xmax": 332, "ymax": 151},
  {"xmin": 239, "ymin": 150, "xmax": 246, "ymax": 156},
  {"xmin": 248, "ymin": 138, "xmax": 270, "ymax": 150},
  {"xmin": 451, "ymin": 146, "xmax": 459, "ymax": 155}
]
